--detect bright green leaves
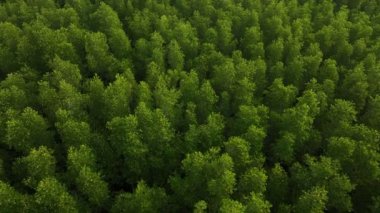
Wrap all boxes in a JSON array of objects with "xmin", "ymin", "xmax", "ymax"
[
  {"xmin": 322, "ymin": 99, "xmax": 357, "ymax": 138},
  {"xmin": 35, "ymin": 177, "xmax": 78, "ymax": 213},
  {"xmin": 273, "ymin": 132, "xmax": 296, "ymax": 164},
  {"xmin": 363, "ymin": 95, "xmax": 380, "ymax": 130},
  {"xmin": 0, "ymin": 82, "xmax": 28, "ymax": 112},
  {"xmin": 18, "ymin": 22, "xmax": 80, "ymax": 72},
  {"xmin": 291, "ymin": 156, "xmax": 355, "ymax": 212},
  {"xmin": 0, "ymin": 181, "xmax": 29, "ymax": 212},
  {"xmin": 90, "ymin": 3, "xmax": 131, "ymax": 59},
  {"xmin": 67, "ymin": 145, "xmax": 96, "ymax": 175},
  {"xmin": 219, "ymin": 199, "xmax": 246, "ymax": 213},
  {"xmin": 2, "ymin": 108, "xmax": 52, "ymax": 153},
  {"xmin": 340, "ymin": 64, "xmax": 369, "ymax": 111},
  {"xmin": 104, "ymin": 73, "xmax": 134, "ymax": 119},
  {"xmin": 170, "ymin": 148, "xmax": 235, "ymax": 211},
  {"xmin": 167, "ymin": 40, "xmax": 185, "ymax": 70},
  {"xmin": 47, "ymin": 56, "xmax": 82, "ymax": 89},
  {"xmin": 216, "ymin": 19, "xmax": 237, "ymax": 55},
  {"xmin": 76, "ymin": 167, "xmax": 109, "ymax": 206},
  {"xmin": 224, "ymin": 137, "xmax": 252, "ymax": 174},
  {"xmin": 294, "ymin": 186, "xmax": 328, "ymax": 213},
  {"xmin": 107, "ymin": 115, "xmax": 147, "ymax": 182},
  {"xmin": 241, "ymin": 26, "xmax": 264, "ymax": 60},
  {"xmin": 0, "ymin": 0, "xmax": 379, "ymax": 212},
  {"xmin": 55, "ymin": 110, "xmax": 91, "ymax": 148},
  {"xmin": 326, "ymin": 137, "xmax": 380, "ymax": 186},
  {"xmin": 180, "ymin": 71, "xmax": 218, "ymax": 122},
  {"xmin": 106, "ymin": 103, "xmax": 176, "ymax": 184},
  {"xmin": 185, "ymin": 113, "xmax": 225, "ymax": 152},
  {"xmin": 84, "ymin": 32, "xmax": 116, "ymax": 79},
  {"xmin": 67, "ymin": 145, "xmax": 109, "ymax": 206},
  {"xmin": 112, "ymin": 181, "xmax": 168, "ymax": 213},
  {"xmin": 13, "ymin": 146, "xmax": 55, "ymax": 189},
  {"xmin": 135, "ymin": 103, "xmax": 177, "ymax": 182},
  {"xmin": 245, "ymin": 193, "xmax": 272, "ymax": 213},
  {"xmin": 265, "ymin": 78, "xmax": 298, "ymax": 112},
  {"xmin": 238, "ymin": 167, "xmax": 267, "ymax": 197}
]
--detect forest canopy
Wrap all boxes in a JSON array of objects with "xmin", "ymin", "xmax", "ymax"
[{"xmin": 0, "ymin": 0, "xmax": 380, "ymax": 212}]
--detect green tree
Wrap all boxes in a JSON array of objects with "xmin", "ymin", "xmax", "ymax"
[
  {"xmin": 3, "ymin": 108, "xmax": 52, "ymax": 153},
  {"xmin": 273, "ymin": 132, "xmax": 296, "ymax": 164},
  {"xmin": 266, "ymin": 163, "xmax": 288, "ymax": 210},
  {"xmin": 245, "ymin": 192, "xmax": 272, "ymax": 213},
  {"xmin": 219, "ymin": 199, "xmax": 246, "ymax": 213},
  {"xmin": 0, "ymin": 181, "xmax": 30, "ymax": 212},
  {"xmin": 185, "ymin": 113, "xmax": 225, "ymax": 152},
  {"xmin": 238, "ymin": 167, "xmax": 267, "ymax": 197},
  {"xmin": 107, "ymin": 115, "xmax": 148, "ymax": 182},
  {"xmin": 76, "ymin": 167, "xmax": 109, "ymax": 206},
  {"xmin": 0, "ymin": 22, "xmax": 22, "ymax": 74},
  {"xmin": 215, "ymin": 19, "xmax": 237, "ymax": 54},
  {"xmin": 84, "ymin": 32, "xmax": 117, "ymax": 80},
  {"xmin": 55, "ymin": 109, "xmax": 91, "ymax": 148},
  {"xmin": 0, "ymin": 84, "xmax": 28, "ymax": 112},
  {"xmin": 135, "ymin": 103, "xmax": 177, "ymax": 183},
  {"xmin": 67, "ymin": 145, "xmax": 96, "ymax": 175},
  {"xmin": 170, "ymin": 148, "xmax": 235, "ymax": 211},
  {"xmin": 322, "ymin": 99, "xmax": 357, "ymax": 138},
  {"xmin": 294, "ymin": 186, "xmax": 328, "ymax": 213},
  {"xmin": 112, "ymin": 181, "xmax": 168, "ymax": 213},
  {"xmin": 104, "ymin": 73, "xmax": 135, "ymax": 120},
  {"xmin": 34, "ymin": 177, "xmax": 78, "ymax": 213},
  {"xmin": 90, "ymin": 2, "xmax": 131, "ymax": 59},
  {"xmin": 340, "ymin": 64, "xmax": 369, "ymax": 111},
  {"xmin": 241, "ymin": 26, "xmax": 264, "ymax": 59},
  {"xmin": 264, "ymin": 78, "xmax": 298, "ymax": 112},
  {"xmin": 84, "ymin": 75, "xmax": 107, "ymax": 127},
  {"xmin": 17, "ymin": 22, "xmax": 80, "ymax": 72},
  {"xmin": 167, "ymin": 40, "xmax": 185, "ymax": 70},
  {"xmin": 13, "ymin": 146, "xmax": 56, "ymax": 189},
  {"xmin": 39, "ymin": 7, "xmax": 79, "ymax": 29},
  {"xmin": 363, "ymin": 95, "xmax": 380, "ymax": 130},
  {"xmin": 67, "ymin": 145, "xmax": 109, "ymax": 206},
  {"xmin": 47, "ymin": 56, "xmax": 82, "ymax": 89},
  {"xmin": 224, "ymin": 137, "xmax": 252, "ymax": 174},
  {"xmin": 318, "ymin": 59, "xmax": 339, "ymax": 83},
  {"xmin": 291, "ymin": 156, "xmax": 355, "ymax": 212}
]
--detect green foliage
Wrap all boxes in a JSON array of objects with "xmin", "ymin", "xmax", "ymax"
[
  {"xmin": 112, "ymin": 181, "xmax": 168, "ymax": 213},
  {"xmin": 219, "ymin": 199, "xmax": 246, "ymax": 213},
  {"xmin": 238, "ymin": 167, "xmax": 267, "ymax": 196},
  {"xmin": 55, "ymin": 110, "xmax": 91, "ymax": 148},
  {"xmin": 13, "ymin": 146, "xmax": 56, "ymax": 189},
  {"xmin": 294, "ymin": 186, "xmax": 328, "ymax": 213},
  {"xmin": 67, "ymin": 145, "xmax": 96, "ymax": 175},
  {"xmin": 265, "ymin": 78, "xmax": 298, "ymax": 112},
  {"xmin": 107, "ymin": 115, "xmax": 148, "ymax": 181},
  {"xmin": 170, "ymin": 148, "xmax": 235, "ymax": 211},
  {"xmin": 0, "ymin": 181, "xmax": 29, "ymax": 212},
  {"xmin": 291, "ymin": 156, "xmax": 355, "ymax": 212},
  {"xmin": 0, "ymin": 0, "xmax": 379, "ymax": 211},
  {"xmin": 2, "ymin": 108, "xmax": 52, "ymax": 153},
  {"xmin": 76, "ymin": 167, "xmax": 109, "ymax": 206},
  {"xmin": 224, "ymin": 137, "xmax": 252, "ymax": 174},
  {"xmin": 266, "ymin": 164, "xmax": 288, "ymax": 209},
  {"xmin": 245, "ymin": 193, "xmax": 272, "ymax": 213},
  {"xmin": 34, "ymin": 177, "xmax": 78, "ymax": 213}
]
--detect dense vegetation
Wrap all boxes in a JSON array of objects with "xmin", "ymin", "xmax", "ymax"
[{"xmin": 0, "ymin": 0, "xmax": 380, "ymax": 212}]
